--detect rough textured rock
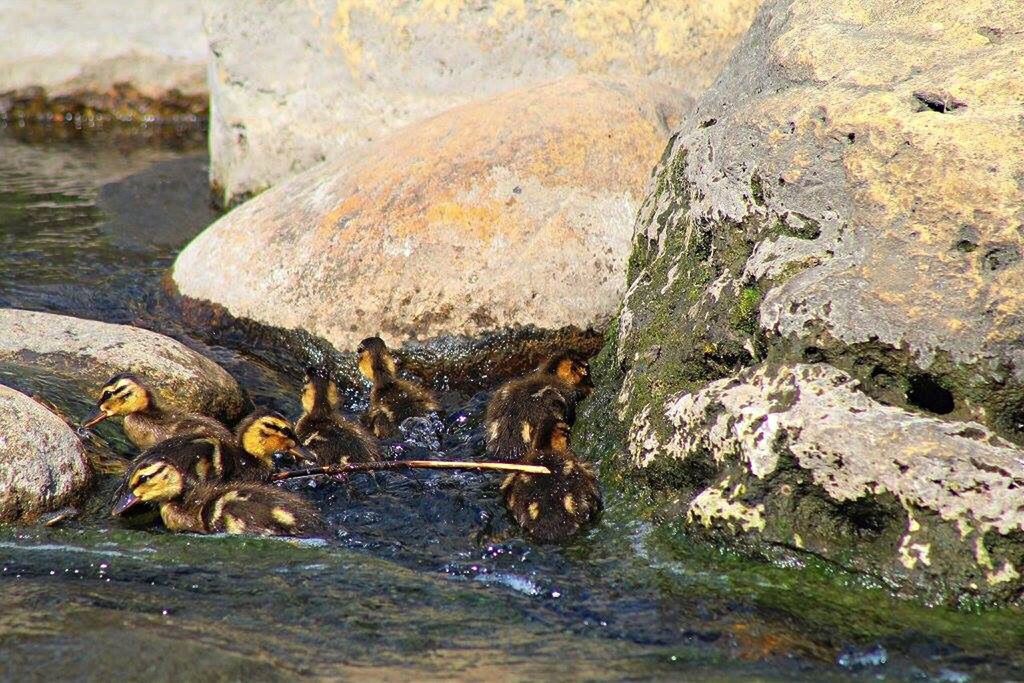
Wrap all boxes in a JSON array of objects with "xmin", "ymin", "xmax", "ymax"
[
  {"xmin": 583, "ymin": 0, "xmax": 1024, "ymax": 603},
  {"xmin": 0, "ymin": 1, "xmax": 206, "ymax": 98},
  {"xmin": 0, "ymin": 384, "xmax": 91, "ymax": 522},
  {"xmin": 0, "ymin": 309, "xmax": 247, "ymax": 422},
  {"xmin": 628, "ymin": 363, "xmax": 1024, "ymax": 602},
  {"xmin": 204, "ymin": 0, "xmax": 760, "ymax": 205},
  {"xmin": 174, "ymin": 76, "xmax": 683, "ymax": 351}
]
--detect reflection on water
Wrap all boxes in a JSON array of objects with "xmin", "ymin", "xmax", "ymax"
[{"xmin": 1, "ymin": 127, "xmax": 1022, "ymax": 681}]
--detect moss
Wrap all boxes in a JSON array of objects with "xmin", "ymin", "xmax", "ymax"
[{"xmin": 730, "ymin": 286, "xmax": 762, "ymax": 335}]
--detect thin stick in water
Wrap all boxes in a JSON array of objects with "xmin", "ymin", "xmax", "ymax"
[{"xmin": 272, "ymin": 459, "xmax": 551, "ymax": 482}]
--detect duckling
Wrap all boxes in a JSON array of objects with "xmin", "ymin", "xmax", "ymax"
[
  {"xmin": 111, "ymin": 455, "xmax": 323, "ymax": 536},
  {"xmin": 82, "ymin": 373, "xmax": 233, "ymax": 450},
  {"xmin": 484, "ymin": 351, "xmax": 594, "ymax": 463},
  {"xmin": 356, "ymin": 336, "xmax": 442, "ymax": 438},
  {"xmin": 117, "ymin": 409, "xmax": 312, "ymax": 487},
  {"xmin": 502, "ymin": 419, "xmax": 602, "ymax": 543},
  {"xmin": 296, "ymin": 367, "xmax": 381, "ymax": 464}
]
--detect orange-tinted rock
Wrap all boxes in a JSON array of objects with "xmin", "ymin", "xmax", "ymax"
[{"xmin": 174, "ymin": 76, "xmax": 683, "ymax": 350}]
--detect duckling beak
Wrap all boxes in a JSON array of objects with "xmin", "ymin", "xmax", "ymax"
[
  {"xmin": 82, "ymin": 411, "xmax": 109, "ymax": 429},
  {"xmin": 289, "ymin": 445, "xmax": 318, "ymax": 466},
  {"xmin": 111, "ymin": 491, "xmax": 141, "ymax": 516}
]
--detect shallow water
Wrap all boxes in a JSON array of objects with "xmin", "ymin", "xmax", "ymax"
[{"xmin": 1, "ymin": 126, "xmax": 1023, "ymax": 681}]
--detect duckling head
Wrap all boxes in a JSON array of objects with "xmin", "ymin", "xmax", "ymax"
[
  {"xmin": 111, "ymin": 456, "xmax": 184, "ymax": 516},
  {"xmin": 356, "ymin": 336, "xmax": 397, "ymax": 383},
  {"xmin": 533, "ymin": 418, "xmax": 572, "ymax": 453},
  {"xmin": 302, "ymin": 366, "xmax": 342, "ymax": 414},
  {"xmin": 83, "ymin": 373, "xmax": 154, "ymax": 428},
  {"xmin": 237, "ymin": 408, "xmax": 315, "ymax": 466},
  {"xmin": 540, "ymin": 352, "xmax": 593, "ymax": 397}
]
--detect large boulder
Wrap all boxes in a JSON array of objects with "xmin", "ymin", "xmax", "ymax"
[
  {"xmin": 174, "ymin": 76, "xmax": 683, "ymax": 351},
  {"xmin": 588, "ymin": 0, "xmax": 1024, "ymax": 602},
  {"xmin": 0, "ymin": 384, "xmax": 91, "ymax": 522},
  {"xmin": 204, "ymin": 0, "xmax": 761, "ymax": 205},
  {"xmin": 0, "ymin": 309, "xmax": 247, "ymax": 423},
  {"xmin": 0, "ymin": 1, "xmax": 206, "ymax": 98}
]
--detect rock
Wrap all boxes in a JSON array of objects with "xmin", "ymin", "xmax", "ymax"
[
  {"xmin": 0, "ymin": 1, "xmax": 206, "ymax": 99},
  {"xmin": 628, "ymin": 363, "xmax": 1024, "ymax": 602},
  {"xmin": 204, "ymin": 0, "xmax": 761, "ymax": 205},
  {"xmin": 0, "ymin": 309, "xmax": 247, "ymax": 423},
  {"xmin": 584, "ymin": 0, "xmax": 1024, "ymax": 602},
  {"xmin": 0, "ymin": 384, "xmax": 91, "ymax": 522},
  {"xmin": 174, "ymin": 76, "xmax": 683, "ymax": 351}
]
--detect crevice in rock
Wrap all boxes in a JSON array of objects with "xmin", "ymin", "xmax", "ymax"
[
  {"xmin": 913, "ymin": 91, "xmax": 967, "ymax": 113},
  {"xmin": 906, "ymin": 374, "xmax": 956, "ymax": 415}
]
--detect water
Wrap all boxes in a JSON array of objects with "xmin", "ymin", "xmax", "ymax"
[{"xmin": 1, "ymin": 125, "xmax": 1023, "ymax": 681}]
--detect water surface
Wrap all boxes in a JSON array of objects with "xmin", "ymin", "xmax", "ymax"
[{"xmin": 1, "ymin": 127, "xmax": 1022, "ymax": 681}]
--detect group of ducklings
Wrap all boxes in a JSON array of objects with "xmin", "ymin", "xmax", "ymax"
[{"xmin": 84, "ymin": 336, "xmax": 601, "ymax": 543}]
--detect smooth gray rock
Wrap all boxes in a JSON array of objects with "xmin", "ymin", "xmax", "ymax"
[
  {"xmin": 0, "ymin": 309, "xmax": 246, "ymax": 423},
  {"xmin": 0, "ymin": 384, "xmax": 91, "ymax": 522}
]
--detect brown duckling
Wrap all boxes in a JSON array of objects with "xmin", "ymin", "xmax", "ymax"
[
  {"xmin": 112, "ymin": 455, "xmax": 323, "ymax": 536},
  {"xmin": 120, "ymin": 409, "xmax": 313, "ymax": 486},
  {"xmin": 296, "ymin": 367, "xmax": 381, "ymax": 464},
  {"xmin": 356, "ymin": 336, "xmax": 442, "ymax": 438},
  {"xmin": 502, "ymin": 419, "xmax": 602, "ymax": 543},
  {"xmin": 484, "ymin": 351, "xmax": 593, "ymax": 463},
  {"xmin": 83, "ymin": 373, "xmax": 233, "ymax": 450}
]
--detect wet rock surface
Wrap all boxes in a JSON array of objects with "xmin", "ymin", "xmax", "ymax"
[
  {"xmin": 585, "ymin": 0, "xmax": 1024, "ymax": 602},
  {"xmin": 205, "ymin": 0, "xmax": 760, "ymax": 205},
  {"xmin": 174, "ymin": 76, "xmax": 683, "ymax": 351},
  {"xmin": 0, "ymin": 309, "xmax": 247, "ymax": 422},
  {"xmin": 0, "ymin": 384, "xmax": 91, "ymax": 522}
]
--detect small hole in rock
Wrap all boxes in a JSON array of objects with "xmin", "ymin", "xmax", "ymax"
[
  {"xmin": 906, "ymin": 375, "xmax": 955, "ymax": 415},
  {"xmin": 803, "ymin": 346, "xmax": 825, "ymax": 363}
]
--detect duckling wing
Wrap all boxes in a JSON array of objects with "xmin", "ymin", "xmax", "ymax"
[
  {"xmin": 485, "ymin": 377, "xmax": 575, "ymax": 462},
  {"xmin": 202, "ymin": 485, "xmax": 323, "ymax": 536},
  {"xmin": 504, "ymin": 453, "xmax": 602, "ymax": 542},
  {"xmin": 299, "ymin": 415, "xmax": 381, "ymax": 464}
]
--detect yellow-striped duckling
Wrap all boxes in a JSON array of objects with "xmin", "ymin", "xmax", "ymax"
[
  {"xmin": 356, "ymin": 336, "xmax": 442, "ymax": 438},
  {"xmin": 112, "ymin": 455, "xmax": 322, "ymax": 536},
  {"xmin": 501, "ymin": 419, "xmax": 602, "ymax": 543},
  {"xmin": 297, "ymin": 367, "xmax": 381, "ymax": 464},
  {"xmin": 83, "ymin": 373, "xmax": 233, "ymax": 450},
  {"xmin": 119, "ymin": 409, "xmax": 312, "ymax": 487},
  {"xmin": 484, "ymin": 351, "xmax": 593, "ymax": 463}
]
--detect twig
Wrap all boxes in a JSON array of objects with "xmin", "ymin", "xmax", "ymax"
[{"xmin": 272, "ymin": 459, "xmax": 551, "ymax": 482}]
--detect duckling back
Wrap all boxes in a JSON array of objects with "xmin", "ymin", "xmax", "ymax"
[
  {"xmin": 198, "ymin": 483, "xmax": 324, "ymax": 536},
  {"xmin": 133, "ymin": 435, "xmax": 269, "ymax": 485},
  {"xmin": 502, "ymin": 421, "xmax": 602, "ymax": 543},
  {"xmin": 485, "ymin": 374, "xmax": 577, "ymax": 463},
  {"xmin": 356, "ymin": 337, "xmax": 441, "ymax": 438},
  {"xmin": 297, "ymin": 413, "xmax": 381, "ymax": 464},
  {"xmin": 126, "ymin": 412, "xmax": 235, "ymax": 451},
  {"xmin": 297, "ymin": 368, "xmax": 381, "ymax": 464},
  {"xmin": 364, "ymin": 379, "xmax": 442, "ymax": 439}
]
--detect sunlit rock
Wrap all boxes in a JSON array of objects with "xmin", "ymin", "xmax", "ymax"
[
  {"xmin": 204, "ymin": 0, "xmax": 761, "ymax": 205},
  {"xmin": 585, "ymin": 0, "xmax": 1024, "ymax": 602},
  {"xmin": 0, "ymin": 309, "xmax": 247, "ymax": 422},
  {"xmin": 0, "ymin": 384, "xmax": 91, "ymax": 522},
  {"xmin": 175, "ymin": 76, "xmax": 684, "ymax": 350}
]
